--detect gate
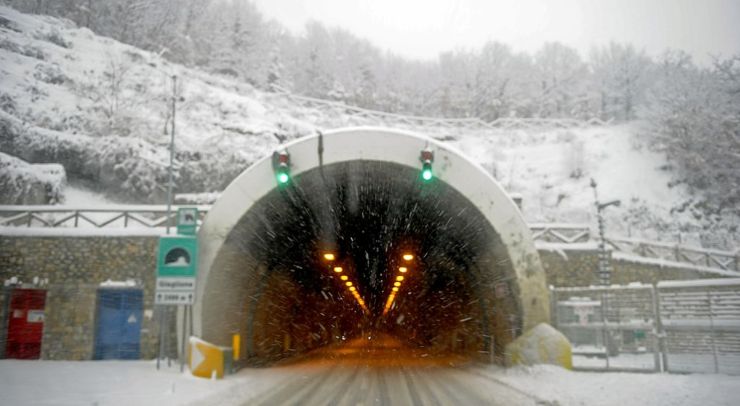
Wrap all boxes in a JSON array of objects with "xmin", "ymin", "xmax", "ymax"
[
  {"xmin": 5, "ymin": 289, "xmax": 47, "ymax": 359},
  {"xmin": 93, "ymin": 289, "xmax": 143, "ymax": 360},
  {"xmin": 551, "ymin": 278, "xmax": 740, "ymax": 374}
]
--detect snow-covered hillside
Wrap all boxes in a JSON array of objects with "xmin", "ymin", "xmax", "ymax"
[{"xmin": 0, "ymin": 6, "xmax": 730, "ymax": 245}]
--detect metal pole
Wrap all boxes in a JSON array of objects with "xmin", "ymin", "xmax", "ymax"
[
  {"xmin": 707, "ymin": 290, "xmax": 720, "ymax": 373},
  {"xmin": 157, "ymin": 306, "xmax": 164, "ymax": 370},
  {"xmin": 166, "ymin": 306, "xmax": 172, "ymax": 367},
  {"xmin": 601, "ymin": 290, "xmax": 610, "ymax": 369},
  {"xmin": 180, "ymin": 305, "xmax": 188, "ymax": 372},
  {"xmin": 165, "ymin": 75, "xmax": 177, "ymax": 235},
  {"xmin": 649, "ymin": 284, "xmax": 662, "ymax": 372},
  {"xmin": 189, "ymin": 302, "xmax": 194, "ymax": 338}
]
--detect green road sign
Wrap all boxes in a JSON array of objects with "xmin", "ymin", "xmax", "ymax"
[
  {"xmin": 177, "ymin": 207, "xmax": 198, "ymax": 236},
  {"xmin": 157, "ymin": 235, "xmax": 197, "ymax": 277}
]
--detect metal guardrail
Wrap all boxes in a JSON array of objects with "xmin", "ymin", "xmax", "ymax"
[
  {"xmin": 531, "ymin": 223, "xmax": 739, "ymax": 272},
  {"xmin": 605, "ymin": 236, "xmax": 739, "ymax": 272},
  {"xmin": 529, "ymin": 223, "xmax": 591, "ymax": 243},
  {"xmin": 552, "ymin": 279, "xmax": 740, "ymax": 374},
  {"xmin": 1, "ymin": 206, "xmax": 738, "ymax": 272},
  {"xmin": 0, "ymin": 205, "xmax": 210, "ymax": 229},
  {"xmin": 269, "ymin": 86, "xmax": 613, "ymax": 132}
]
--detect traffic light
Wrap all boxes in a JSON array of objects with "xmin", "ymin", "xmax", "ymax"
[
  {"xmin": 272, "ymin": 150, "xmax": 291, "ymax": 185},
  {"xmin": 420, "ymin": 149, "xmax": 434, "ymax": 181}
]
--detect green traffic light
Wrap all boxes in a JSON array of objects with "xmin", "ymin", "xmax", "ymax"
[
  {"xmin": 422, "ymin": 168, "xmax": 433, "ymax": 181},
  {"xmin": 277, "ymin": 172, "xmax": 290, "ymax": 184}
]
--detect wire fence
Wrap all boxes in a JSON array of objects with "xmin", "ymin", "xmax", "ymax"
[{"xmin": 551, "ymin": 278, "xmax": 740, "ymax": 374}]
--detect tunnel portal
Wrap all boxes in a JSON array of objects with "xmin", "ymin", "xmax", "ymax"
[{"xmin": 194, "ymin": 128, "xmax": 549, "ymax": 367}]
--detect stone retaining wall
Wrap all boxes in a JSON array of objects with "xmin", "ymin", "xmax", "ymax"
[
  {"xmin": 0, "ymin": 234, "xmax": 175, "ymax": 360},
  {"xmin": 538, "ymin": 246, "xmax": 719, "ymax": 287}
]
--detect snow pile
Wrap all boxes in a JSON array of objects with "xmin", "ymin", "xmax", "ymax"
[
  {"xmin": 175, "ymin": 192, "xmax": 222, "ymax": 205},
  {"xmin": 505, "ymin": 322, "xmax": 572, "ymax": 369},
  {"xmin": 99, "ymin": 279, "xmax": 138, "ymax": 288},
  {"xmin": 495, "ymin": 364, "xmax": 739, "ymax": 406},
  {"xmin": 0, "ymin": 150, "xmax": 65, "ymax": 204}
]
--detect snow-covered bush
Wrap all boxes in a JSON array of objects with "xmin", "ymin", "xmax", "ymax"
[
  {"xmin": 35, "ymin": 28, "xmax": 71, "ymax": 48},
  {"xmin": 0, "ymin": 111, "xmax": 255, "ymax": 202},
  {"xmin": 0, "ymin": 151, "xmax": 65, "ymax": 204}
]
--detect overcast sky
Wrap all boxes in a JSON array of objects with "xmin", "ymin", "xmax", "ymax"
[{"xmin": 253, "ymin": 0, "xmax": 740, "ymax": 64}]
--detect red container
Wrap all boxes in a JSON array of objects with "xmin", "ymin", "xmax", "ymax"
[{"xmin": 5, "ymin": 289, "xmax": 47, "ymax": 359}]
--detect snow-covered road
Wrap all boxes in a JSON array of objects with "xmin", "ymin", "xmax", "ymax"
[{"xmin": 1, "ymin": 338, "xmax": 738, "ymax": 406}]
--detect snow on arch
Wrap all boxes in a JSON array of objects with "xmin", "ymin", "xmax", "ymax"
[{"xmin": 193, "ymin": 127, "xmax": 549, "ymax": 340}]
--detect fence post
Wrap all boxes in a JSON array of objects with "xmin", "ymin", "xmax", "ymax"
[
  {"xmin": 650, "ymin": 284, "xmax": 663, "ymax": 372},
  {"xmin": 706, "ymin": 290, "xmax": 720, "ymax": 373},
  {"xmin": 674, "ymin": 244, "xmax": 681, "ymax": 262},
  {"xmin": 654, "ymin": 284, "xmax": 669, "ymax": 372},
  {"xmin": 601, "ymin": 290, "xmax": 610, "ymax": 369}
]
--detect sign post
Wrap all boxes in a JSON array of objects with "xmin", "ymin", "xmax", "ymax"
[{"xmin": 155, "ymin": 207, "xmax": 198, "ymax": 370}]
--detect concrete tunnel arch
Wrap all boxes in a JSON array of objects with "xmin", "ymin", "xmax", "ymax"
[{"xmin": 193, "ymin": 127, "xmax": 550, "ymax": 365}]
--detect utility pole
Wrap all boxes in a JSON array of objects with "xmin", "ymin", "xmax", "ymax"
[
  {"xmin": 159, "ymin": 75, "xmax": 177, "ymax": 370},
  {"xmin": 165, "ymin": 75, "xmax": 177, "ymax": 235}
]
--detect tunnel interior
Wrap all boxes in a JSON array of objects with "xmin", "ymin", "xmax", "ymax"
[{"xmin": 201, "ymin": 160, "xmax": 523, "ymax": 366}]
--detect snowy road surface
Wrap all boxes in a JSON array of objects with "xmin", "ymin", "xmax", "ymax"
[
  {"xmin": 241, "ymin": 335, "xmax": 539, "ymax": 405},
  {"xmin": 1, "ymin": 336, "xmax": 739, "ymax": 405}
]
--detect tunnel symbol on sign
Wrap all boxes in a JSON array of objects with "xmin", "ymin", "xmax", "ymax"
[{"xmin": 164, "ymin": 248, "xmax": 190, "ymax": 267}]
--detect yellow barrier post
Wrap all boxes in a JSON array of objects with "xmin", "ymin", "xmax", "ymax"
[{"xmin": 232, "ymin": 334, "xmax": 240, "ymax": 361}]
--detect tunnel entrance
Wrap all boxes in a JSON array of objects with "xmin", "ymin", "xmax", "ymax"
[{"xmin": 194, "ymin": 128, "xmax": 549, "ymax": 368}]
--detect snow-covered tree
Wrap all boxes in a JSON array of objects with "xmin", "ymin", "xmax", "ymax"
[
  {"xmin": 590, "ymin": 43, "xmax": 652, "ymax": 121},
  {"xmin": 532, "ymin": 42, "xmax": 588, "ymax": 118},
  {"xmin": 643, "ymin": 51, "xmax": 740, "ymax": 220}
]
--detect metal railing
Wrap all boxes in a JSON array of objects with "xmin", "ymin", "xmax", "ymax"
[
  {"xmin": 1, "ymin": 205, "xmax": 737, "ymax": 273},
  {"xmin": 552, "ymin": 279, "xmax": 740, "ymax": 374},
  {"xmin": 531, "ymin": 223, "xmax": 739, "ymax": 272},
  {"xmin": 0, "ymin": 205, "xmax": 210, "ymax": 230},
  {"xmin": 529, "ymin": 223, "xmax": 591, "ymax": 243},
  {"xmin": 605, "ymin": 236, "xmax": 739, "ymax": 272}
]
